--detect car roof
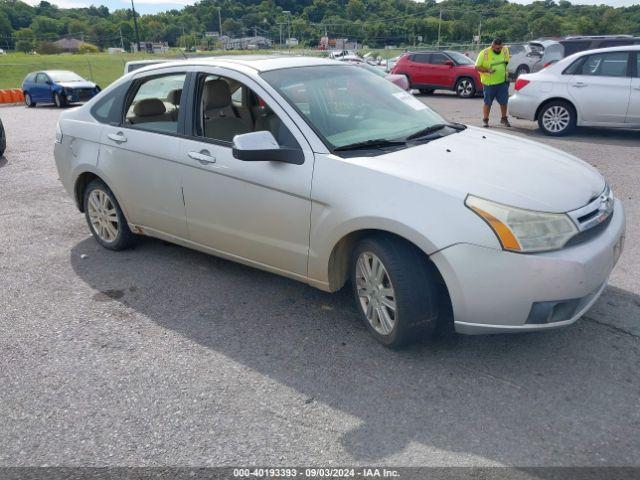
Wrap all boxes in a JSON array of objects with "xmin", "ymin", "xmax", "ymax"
[
  {"xmin": 574, "ymin": 44, "xmax": 640, "ymax": 54},
  {"xmin": 144, "ymin": 55, "xmax": 339, "ymax": 73}
]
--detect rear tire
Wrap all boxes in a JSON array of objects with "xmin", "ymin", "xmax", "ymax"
[
  {"xmin": 455, "ymin": 77, "xmax": 476, "ymax": 98},
  {"xmin": 83, "ymin": 179, "xmax": 135, "ymax": 251},
  {"xmin": 0, "ymin": 119, "xmax": 5, "ymax": 157},
  {"xmin": 25, "ymin": 93, "xmax": 35, "ymax": 108},
  {"xmin": 351, "ymin": 235, "xmax": 440, "ymax": 349},
  {"xmin": 537, "ymin": 100, "xmax": 576, "ymax": 136}
]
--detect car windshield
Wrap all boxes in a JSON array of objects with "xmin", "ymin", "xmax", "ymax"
[
  {"xmin": 262, "ymin": 65, "xmax": 447, "ymax": 150},
  {"xmin": 446, "ymin": 51, "xmax": 474, "ymax": 65},
  {"xmin": 48, "ymin": 71, "xmax": 85, "ymax": 82}
]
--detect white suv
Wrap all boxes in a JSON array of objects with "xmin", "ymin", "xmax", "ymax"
[
  {"xmin": 54, "ymin": 56, "xmax": 625, "ymax": 348},
  {"xmin": 510, "ymin": 45, "xmax": 640, "ymax": 136}
]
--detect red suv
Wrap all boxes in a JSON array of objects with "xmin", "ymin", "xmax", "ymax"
[{"xmin": 391, "ymin": 51, "xmax": 483, "ymax": 98}]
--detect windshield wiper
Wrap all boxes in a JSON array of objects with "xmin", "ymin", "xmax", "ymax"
[
  {"xmin": 333, "ymin": 138, "xmax": 406, "ymax": 152},
  {"xmin": 405, "ymin": 122, "xmax": 466, "ymax": 141}
]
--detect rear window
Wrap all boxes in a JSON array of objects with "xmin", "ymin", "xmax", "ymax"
[{"xmin": 561, "ymin": 41, "xmax": 591, "ymax": 56}]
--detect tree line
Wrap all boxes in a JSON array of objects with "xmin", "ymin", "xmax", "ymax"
[{"xmin": 1, "ymin": 0, "xmax": 639, "ymax": 53}]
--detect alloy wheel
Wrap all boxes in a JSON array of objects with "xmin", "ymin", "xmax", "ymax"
[
  {"xmin": 355, "ymin": 251, "xmax": 397, "ymax": 336},
  {"xmin": 87, "ymin": 189, "xmax": 119, "ymax": 243},
  {"xmin": 457, "ymin": 79, "xmax": 473, "ymax": 97},
  {"xmin": 25, "ymin": 94, "xmax": 31, "ymax": 106},
  {"xmin": 542, "ymin": 105, "xmax": 570, "ymax": 133}
]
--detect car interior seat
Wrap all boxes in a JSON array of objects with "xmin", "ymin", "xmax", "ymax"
[{"xmin": 202, "ymin": 79, "xmax": 250, "ymax": 142}]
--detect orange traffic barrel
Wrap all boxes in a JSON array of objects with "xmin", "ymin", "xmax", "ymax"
[
  {"xmin": 0, "ymin": 90, "xmax": 8, "ymax": 103},
  {"xmin": 14, "ymin": 89, "xmax": 25, "ymax": 102}
]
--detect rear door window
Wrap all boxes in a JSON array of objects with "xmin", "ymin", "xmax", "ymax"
[
  {"xmin": 576, "ymin": 52, "xmax": 629, "ymax": 77},
  {"xmin": 412, "ymin": 54, "xmax": 431, "ymax": 64},
  {"xmin": 123, "ymin": 73, "xmax": 186, "ymax": 134}
]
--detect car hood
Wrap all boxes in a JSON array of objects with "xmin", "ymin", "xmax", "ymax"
[
  {"xmin": 57, "ymin": 81, "xmax": 96, "ymax": 89},
  {"xmin": 361, "ymin": 127, "xmax": 605, "ymax": 213}
]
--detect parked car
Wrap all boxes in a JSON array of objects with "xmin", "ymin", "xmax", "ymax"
[
  {"xmin": 509, "ymin": 45, "xmax": 640, "ymax": 136},
  {"xmin": 507, "ymin": 43, "xmax": 546, "ymax": 77},
  {"xmin": 526, "ymin": 40, "xmax": 565, "ymax": 73},
  {"xmin": 54, "ymin": 56, "xmax": 625, "ymax": 348},
  {"xmin": 356, "ymin": 62, "xmax": 410, "ymax": 90},
  {"xmin": 0, "ymin": 116, "xmax": 5, "ymax": 157},
  {"xmin": 22, "ymin": 70, "xmax": 100, "ymax": 108},
  {"xmin": 391, "ymin": 50, "xmax": 482, "ymax": 98},
  {"xmin": 560, "ymin": 35, "xmax": 640, "ymax": 58},
  {"xmin": 385, "ymin": 55, "xmax": 401, "ymax": 73},
  {"xmin": 124, "ymin": 59, "xmax": 173, "ymax": 75}
]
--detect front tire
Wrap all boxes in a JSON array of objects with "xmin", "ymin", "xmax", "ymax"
[
  {"xmin": 538, "ymin": 100, "xmax": 576, "ymax": 136},
  {"xmin": 351, "ymin": 236, "xmax": 440, "ymax": 349},
  {"xmin": 24, "ymin": 93, "xmax": 35, "ymax": 107},
  {"xmin": 83, "ymin": 179, "xmax": 135, "ymax": 251},
  {"xmin": 455, "ymin": 77, "xmax": 476, "ymax": 98},
  {"xmin": 54, "ymin": 92, "xmax": 66, "ymax": 108}
]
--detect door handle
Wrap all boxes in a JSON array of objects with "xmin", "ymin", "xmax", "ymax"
[
  {"xmin": 107, "ymin": 132, "xmax": 127, "ymax": 143},
  {"xmin": 188, "ymin": 150, "xmax": 216, "ymax": 165},
  {"xmin": 572, "ymin": 82, "xmax": 587, "ymax": 88}
]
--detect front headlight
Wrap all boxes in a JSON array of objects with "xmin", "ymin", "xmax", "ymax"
[
  {"xmin": 466, "ymin": 195, "xmax": 578, "ymax": 253},
  {"xmin": 55, "ymin": 122, "xmax": 63, "ymax": 144}
]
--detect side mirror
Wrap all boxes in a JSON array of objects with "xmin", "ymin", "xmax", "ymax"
[
  {"xmin": 444, "ymin": 60, "xmax": 454, "ymax": 67},
  {"xmin": 232, "ymin": 131, "xmax": 304, "ymax": 165}
]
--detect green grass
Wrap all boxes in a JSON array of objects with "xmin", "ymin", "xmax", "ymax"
[{"xmin": 0, "ymin": 49, "xmax": 288, "ymax": 89}]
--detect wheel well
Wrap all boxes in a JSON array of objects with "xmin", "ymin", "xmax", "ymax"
[
  {"xmin": 534, "ymin": 97, "xmax": 577, "ymax": 121},
  {"xmin": 454, "ymin": 75, "xmax": 475, "ymax": 88},
  {"xmin": 327, "ymin": 229, "xmax": 452, "ymax": 312},
  {"xmin": 74, "ymin": 172, "xmax": 100, "ymax": 212}
]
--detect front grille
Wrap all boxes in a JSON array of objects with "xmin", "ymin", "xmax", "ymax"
[
  {"xmin": 75, "ymin": 88, "xmax": 94, "ymax": 100},
  {"xmin": 565, "ymin": 185, "xmax": 614, "ymax": 246}
]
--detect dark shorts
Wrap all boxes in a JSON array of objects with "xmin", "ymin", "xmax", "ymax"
[{"xmin": 483, "ymin": 82, "xmax": 509, "ymax": 106}]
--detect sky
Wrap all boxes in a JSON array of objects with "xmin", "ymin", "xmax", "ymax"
[{"xmin": 22, "ymin": 0, "xmax": 640, "ymax": 15}]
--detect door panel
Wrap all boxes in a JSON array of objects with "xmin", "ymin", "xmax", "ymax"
[
  {"xmin": 34, "ymin": 73, "xmax": 51, "ymax": 102},
  {"xmin": 626, "ymin": 53, "xmax": 640, "ymax": 124},
  {"xmin": 567, "ymin": 51, "xmax": 631, "ymax": 124},
  {"xmin": 98, "ymin": 72, "xmax": 189, "ymax": 238},
  {"xmin": 178, "ymin": 70, "xmax": 314, "ymax": 277},
  {"xmin": 429, "ymin": 53, "xmax": 454, "ymax": 87},
  {"xmin": 410, "ymin": 53, "xmax": 431, "ymax": 85},
  {"xmin": 99, "ymin": 127, "xmax": 187, "ymax": 238}
]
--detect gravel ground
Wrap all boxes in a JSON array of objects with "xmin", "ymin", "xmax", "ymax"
[{"xmin": 0, "ymin": 97, "xmax": 639, "ymax": 467}]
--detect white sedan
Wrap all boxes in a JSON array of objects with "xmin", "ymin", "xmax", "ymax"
[
  {"xmin": 509, "ymin": 45, "xmax": 640, "ymax": 136},
  {"xmin": 54, "ymin": 56, "xmax": 625, "ymax": 348}
]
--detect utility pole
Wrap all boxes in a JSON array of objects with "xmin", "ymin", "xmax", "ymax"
[
  {"xmin": 131, "ymin": 0, "xmax": 141, "ymax": 53},
  {"xmin": 119, "ymin": 26, "xmax": 124, "ymax": 50},
  {"xmin": 437, "ymin": 9, "xmax": 442, "ymax": 48},
  {"xmin": 218, "ymin": 7, "xmax": 222, "ymax": 37},
  {"xmin": 279, "ymin": 24, "xmax": 282, "ymax": 48},
  {"xmin": 478, "ymin": 19, "xmax": 482, "ymax": 49}
]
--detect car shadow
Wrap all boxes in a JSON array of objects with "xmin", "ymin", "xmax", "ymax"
[
  {"xmin": 69, "ymin": 236, "xmax": 640, "ymax": 465},
  {"xmin": 0, "ymin": 156, "xmax": 6, "ymax": 168},
  {"xmin": 507, "ymin": 125, "xmax": 640, "ymax": 148}
]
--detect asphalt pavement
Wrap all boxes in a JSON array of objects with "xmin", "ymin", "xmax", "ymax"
[{"xmin": 0, "ymin": 97, "xmax": 639, "ymax": 467}]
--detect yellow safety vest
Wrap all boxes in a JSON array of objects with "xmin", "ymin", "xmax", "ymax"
[{"xmin": 478, "ymin": 46, "xmax": 510, "ymax": 85}]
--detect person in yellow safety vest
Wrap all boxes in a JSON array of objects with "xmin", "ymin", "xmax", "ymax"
[{"xmin": 475, "ymin": 37, "xmax": 511, "ymax": 128}]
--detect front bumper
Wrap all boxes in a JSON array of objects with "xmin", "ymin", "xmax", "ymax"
[
  {"xmin": 431, "ymin": 199, "xmax": 626, "ymax": 334},
  {"xmin": 508, "ymin": 92, "xmax": 538, "ymax": 121}
]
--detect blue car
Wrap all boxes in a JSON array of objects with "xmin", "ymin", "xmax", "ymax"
[{"xmin": 22, "ymin": 70, "xmax": 100, "ymax": 108}]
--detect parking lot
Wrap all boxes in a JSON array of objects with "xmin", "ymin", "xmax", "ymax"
[{"xmin": 1, "ymin": 93, "xmax": 639, "ymax": 467}]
